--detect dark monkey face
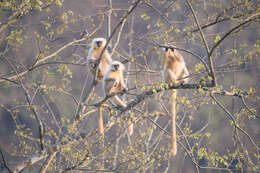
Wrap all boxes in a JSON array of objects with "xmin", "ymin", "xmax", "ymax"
[
  {"xmin": 96, "ymin": 40, "xmax": 102, "ymax": 47},
  {"xmin": 113, "ymin": 64, "xmax": 119, "ymax": 71},
  {"xmin": 164, "ymin": 47, "xmax": 174, "ymax": 52}
]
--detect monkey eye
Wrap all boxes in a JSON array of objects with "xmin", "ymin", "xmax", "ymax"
[
  {"xmin": 165, "ymin": 47, "xmax": 168, "ymax": 51},
  {"xmin": 170, "ymin": 47, "xmax": 174, "ymax": 52}
]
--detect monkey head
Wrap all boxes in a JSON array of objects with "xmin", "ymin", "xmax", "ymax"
[
  {"xmin": 162, "ymin": 47, "xmax": 174, "ymax": 52},
  {"xmin": 110, "ymin": 61, "xmax": 125, "ymax": 72},
  {"xmin": 162, "ymin": 46, "xmax": 176, "ymax": 65},
  {"xmin": 163, "ymin": 47, "xmax": 175, "ymax": 59},
  {"xmin": 91, "ymin": 37, "xmax": 107, "ymax": 50}
]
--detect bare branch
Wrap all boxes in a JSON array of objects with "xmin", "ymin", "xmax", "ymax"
[
  {"xmin": 74, "ymin": 0, "xmax": 142, "ymax": 122},
  {"xmin": 186, "ymin": 0, "xmax": 216, "ymax": 86},
  {"xmin": 0, "ymin": 149, "xmax": 12, "ymax": 173},
  {"xmin": 39, "ymin": 151, "xmax": 57, "ymax": 173},
  {"xmin": 2, "ymin": 56, "xmax": 45, "ymax": 150},
  {"xmin": 209, "ymin": 14, "xmax": 260, "ymax": 58},
  {"xmin": 240, "ymin": 96, "xmax": 260, "ymax": 119},
  {"xmin": 210, "ymin": 92, "xmax": 260, "ymax": 152},
  {"xmin": 0, "ymin": 37, "xmax": 86, "ymax": 83}
]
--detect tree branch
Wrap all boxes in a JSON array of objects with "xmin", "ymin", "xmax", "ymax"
[
  {"xmin": 2, "ymin": 56, "xmax": 45, "ymax": 150},
  {"xmin": 209, "ymin": 14, "xmax": 260, "ymax": 58},
  {"xmin": 39, "ymin": 151, "xmax": 57, "ymax": 173},
  {"xmin": 0, "ymin": 149, "xmax": 12, "ymax": 173},
  {"xmin": 210, "ymin": 92, "xmax": 260, "ymax": 152},
  {"xmin": 74, "ymin": 0, "xmax": 142, "ymax": 122},
  {"xmin": 0, "ymin": 37, "xmax": 87, "ymax": 83},
  {"xmin": 186, "ymin": 0, "xmax": 216, "ymax": 86}
]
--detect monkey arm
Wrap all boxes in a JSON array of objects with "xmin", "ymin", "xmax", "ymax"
[
  {"xmin": 104, "ymin": 78, "xmax": 117, "ymax": 95},
  {"xmin": 180, "ymin": 67, "xmax": 189, "ymax": 83},
  {"xmin": 119, "ymin": 74, "xmax": 127, "ymax": 92}
]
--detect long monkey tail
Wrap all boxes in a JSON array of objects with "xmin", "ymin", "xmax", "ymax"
[
  {"xmin": 114, "ymin": 96, "xmax": 134, "ymax": 136},
  {"xmin": 98, "ymin": 106, "xmax": 104, "ymax": 134},
  {"xmin": 171, "ymin": 89, "xmax": 177, "ymax": 156}
]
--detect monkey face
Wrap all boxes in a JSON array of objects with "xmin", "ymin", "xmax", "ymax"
[
  {"xmin": 112, "ymin": 64, "xmax": 119, "ymax": 71},
  {"xmin": 110, "ymin": 61, "xmax": 125, "ymax": 72},
  {"xmin": 91, "ymin": 37, "xmax": 106, "ymax": 49},
  {"xmin": 96, "ymin": 40, "xmax": 102, "ymax": 47},
  {"xmin": 163, "ymin": 47, "xmax": 174, "ymax": 52}
]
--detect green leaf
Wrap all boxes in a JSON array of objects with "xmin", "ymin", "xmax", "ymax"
[
  {"xmin": 214, "ymin": 34, "xmax": 221, "ymax": 43},
  {"xmin": 55, "ymin": 0, "xmax": 62, "ymax": 6}
]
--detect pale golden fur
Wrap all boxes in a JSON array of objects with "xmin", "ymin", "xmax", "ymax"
[
  {"xmin": 87, "ymin": 37, "xmax": 112, "ymax": 79},
  {"xmin": 162, "ymin": 47, "xmax": 189, "ymax": 156},
  {"xmin": 102, "ymin": 61, "xmax": 134, "ymax": 136}
]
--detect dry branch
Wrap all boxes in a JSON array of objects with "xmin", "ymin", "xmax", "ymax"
[{"xmin": 0, "ymin": 37, "xmax": 87, "ymax": 83}]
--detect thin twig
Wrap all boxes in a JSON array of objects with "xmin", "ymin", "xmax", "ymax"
[
  {"xmin": 0, "ymin": 38, "xmax": 87, "ymax": 83},
  {"xmin": 39, "ymin": 151, "xmax": 57, "ymax": 173},
  {"xmin": 240, "ymin": 96, "xmax": 260, "ymax": 119},
  {"xmin": 209, "ymin": 14, "xmax": 260, "ymax": 57},
  {"xmin": 210, "ymin": 92, "xmax": 260, "ymax": 152},
  {"xmin": 2, "ymin": 56, "xmax": 45, "ymax": 150},
  {"xmin": 75, "ymin": 0, "xmax": 142, "ymax": 121},
  {"xmin": 186, "ymin": 0, "xmax": 216, "ymax": 86},
  {"xmin": 135, "ymin": 39, "xmax": 210, "ymax": 73},
  {"xmin": 0, "ymin": 149, "xmax": 12, "ymax": 173}
]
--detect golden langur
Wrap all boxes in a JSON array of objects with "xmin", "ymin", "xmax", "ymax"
[
  {"xmin": 101, "ymin": 61, "xmax": 134, "ymax": 136},
  {"xmin": 87, "ymin": 37, "xmax": 112, "ymax": 79},
  {"xmin": 162, "ymin": 47, "xmax": 189, "ymax": 156},
  {"xmin": 86, "ymin": 38, "xmax": 112, "ymax": 132}
]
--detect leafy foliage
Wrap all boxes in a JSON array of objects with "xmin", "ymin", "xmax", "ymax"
[{"xmin": 0, "ymin": 0, "xmax": 259, "ymax": 172}]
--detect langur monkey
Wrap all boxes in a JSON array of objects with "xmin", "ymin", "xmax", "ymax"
[
  {"xmin": 87, "ymin": 37, "xmax": 112, "ymax": 80},
  {"xmin": 87, "ymin": 38, "xmax": 112, "ymax": 134},
  {"xmin": 100, "ymin": 61, "xmax": 134, "ymax": 136},
  {"xmin": 162, "ymin": 47, "xmax": 189, "ymax": 156}
]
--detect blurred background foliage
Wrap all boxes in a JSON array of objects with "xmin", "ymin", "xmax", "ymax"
[{"xmin": 0, "ymin": 0, "xmax": 259, "ymax": 172}]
